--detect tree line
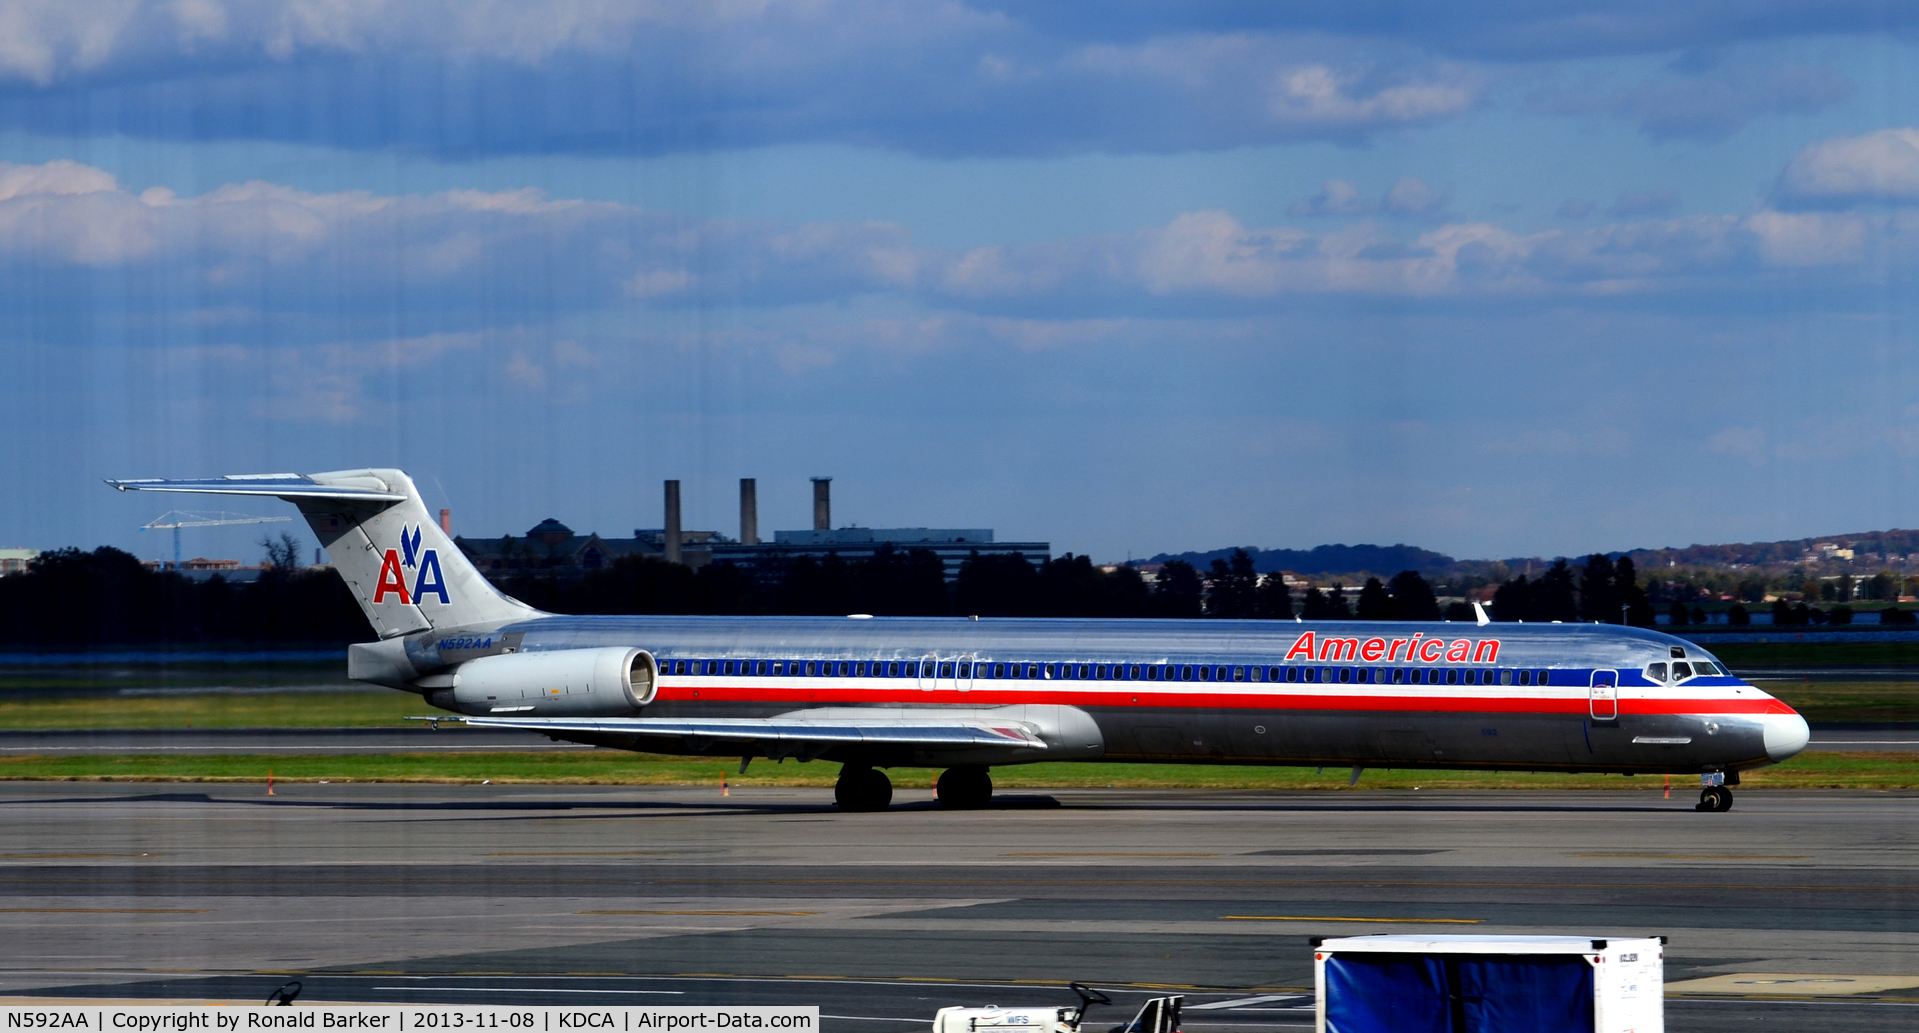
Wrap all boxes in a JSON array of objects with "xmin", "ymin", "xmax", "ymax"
[
  {"xmin": 3, "ymin": 540, "xmax": 1907, "ymax": 648},
  {"xmin": 0, "ymin": 539, "xmax": 368, "ymax": 647}
]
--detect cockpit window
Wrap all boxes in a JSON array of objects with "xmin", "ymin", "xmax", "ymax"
[
  {"xmin": 1647, "ymin": 662, "xmax": 1668, "ymax": 682},
  {"xmin": 1671, "ymin": 662, "xmax": 1694, "ymax": 680},
  {"xmin": 1696, "ymin": 660, "xmax": 1723, "ymax": 676}
]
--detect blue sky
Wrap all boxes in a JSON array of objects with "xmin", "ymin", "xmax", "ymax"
[{"xmin": 5, "ymin": 1, "xmax": 1919, "ymax": 566}]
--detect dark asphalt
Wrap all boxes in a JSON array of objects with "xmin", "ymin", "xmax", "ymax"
[{"xmin": 0, "ymin": 784, "xmax": 1912, "ymax": 1032}]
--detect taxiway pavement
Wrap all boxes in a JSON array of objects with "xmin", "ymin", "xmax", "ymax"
[{"xmin": 0, "ymin": 783, "xmax": 1912, "ymax": 1032}]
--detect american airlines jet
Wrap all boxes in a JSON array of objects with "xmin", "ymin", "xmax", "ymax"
[{"xmin": 108, "ymin": 469, "xmax": 1809, "ymax": 813}]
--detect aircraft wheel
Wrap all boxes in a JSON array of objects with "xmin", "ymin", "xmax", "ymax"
[
  {"xmin": 835, "ymin": 766, "xmax": 893, "ymax": 812},
  {"xmin": 937, "ymin": 766, "xmax": 993, "ymax": 810},
  {"xmin": 1695, "ymin": 787, "xmax": 1733, "ymax": 812},
  {"xmin": 1713, "ymin": 786, "xmax": 1734, "ymax": 812}
]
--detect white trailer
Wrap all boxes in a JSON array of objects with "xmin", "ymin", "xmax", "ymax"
[{"xmin": 1312, "ymin": 934, "xmax": 1664, "ymax": 1033}]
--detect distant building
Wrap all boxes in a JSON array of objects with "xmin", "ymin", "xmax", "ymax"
[
  {"xmin": 711, "ymin": 527, "xmax": 1048, "ymax": 583},
  {"xmin": 454, "ymin": 479, "xmax": 1048, "ymax": 585},
  {"xmin": 138, "ymin": 557, "xmax": 270, "ymax": 583},
  {"xmin": 456, "ymin": 518, "xmax": 726, "ymax": 578},
  {"xmin": 0, "ymin": 548, "xmax": 38, "ymax": 575}
]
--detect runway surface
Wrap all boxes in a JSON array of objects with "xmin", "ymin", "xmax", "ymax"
[
  {"xmin": 0, "ymin": 783, "xmax": 1913, "ymax": 1031},
  {"xmin": 4, "ymin": 723, "xmax": 1911, "ymax": 752}
]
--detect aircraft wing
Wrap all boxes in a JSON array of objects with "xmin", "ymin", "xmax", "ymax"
[{"xmin": 458, "ymin": 714, "xmax": 1048, "ymax": 750}]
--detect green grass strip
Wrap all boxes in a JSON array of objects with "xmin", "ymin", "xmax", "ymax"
[{"xmin": 0, "ymin": 750, "xmax": 1911, "ymax": 790}]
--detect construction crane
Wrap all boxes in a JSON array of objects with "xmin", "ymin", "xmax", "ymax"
[{"xmin": 141, "ymin": 511, "xmax": 292, "ymax": 569}]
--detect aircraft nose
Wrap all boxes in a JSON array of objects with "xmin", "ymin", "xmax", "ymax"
[{"xmin": 1763, "ymin": 711, "xmax": 1811, "ymax": 762}]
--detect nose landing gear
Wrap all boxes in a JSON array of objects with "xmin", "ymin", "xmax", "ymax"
[
  {"xmin": 1696, "ymin": 786, "xmax": 1734, "ymax": 812},
  {"xmin": 834, "ymin": 765, "xmax": 893, "ymax": 812}
]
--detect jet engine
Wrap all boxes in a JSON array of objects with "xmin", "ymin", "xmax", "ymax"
[{"xmin": 429, "ymin": 647, "xmax": 656, "ymax": 717}]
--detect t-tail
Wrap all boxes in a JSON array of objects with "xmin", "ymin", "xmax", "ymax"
[{"xmin": 105, "ymin": 469, "xmax": 540, "ymax": 636}]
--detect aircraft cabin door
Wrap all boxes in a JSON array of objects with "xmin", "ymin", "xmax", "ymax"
[{"xmin": 1589, "ymin": 670, "xmax": 1619, "ymax": 721}]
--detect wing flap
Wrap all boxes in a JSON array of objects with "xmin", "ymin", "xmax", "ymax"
[{"xmin": 460, "ymin": 714, "xmax": 1047, "ymax": 749}]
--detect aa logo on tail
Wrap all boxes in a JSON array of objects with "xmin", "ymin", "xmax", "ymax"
[{"xmin": 374, "ymin": 524, "xmax": 450, "ymax": 605}]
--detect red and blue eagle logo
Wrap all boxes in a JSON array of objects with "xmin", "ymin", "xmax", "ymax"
[{"xmin": 373, "ymin": 524, "xmax": 450, "ymax": 605}]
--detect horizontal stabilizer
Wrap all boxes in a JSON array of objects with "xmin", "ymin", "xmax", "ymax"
[
  {"xmin": 105, "ymin": 474, "xmax": 404, "ymax": 503},
  {"xmin": 459, "ymin": 714, "xmax": 1048, "ymax": 749}
]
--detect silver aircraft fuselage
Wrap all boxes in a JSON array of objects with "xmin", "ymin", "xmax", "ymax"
[{"xmin": 411, "ymin": 613, "xmax": 1808, "ymax": 776}]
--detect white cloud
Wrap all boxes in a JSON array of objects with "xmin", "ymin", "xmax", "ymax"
[
  {"xmin": 1289, "ymin": 180, "xmax": 1372, "ymax": 217},
  {"xmin": 1706, "ymin": 425, "xmax": 1768, "ymax": 465},
  {"xmin": 1778, "ymin": 128, "xmax": 1919, "ymax": 208},
  {"xmin": 0, "ymin": 159, "xmax": 117, "ymax": 200},
  {"xmin": 1270, "ymin": 65, "xmax": 1474, "ymax": 127},
  {"xmin": 1384, "ymin": 176, "xmax": 1449, "ymax": 216},
  {"xmin": 0, "ymin": 2, "xmax": 1489, "ymax": 157},
  {"xmin": 3, "ymin": 156, "xmax": 1919, "ymax": 331}
]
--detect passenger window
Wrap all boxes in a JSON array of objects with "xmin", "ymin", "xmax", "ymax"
[
  {"xmin": 958, "ymin": 662, "xmax": 971, "ymax": 678},
  {"xmin": 1516, "ymin": 669, "xmax": 1530, "ymax": 686},
  {"xmin": 1234, "ymin": 666, "xmax": 1246, "ymax": 682},
  {"xmin": 1671, "ymin": 662, "xmax": 1693, "ymax": 680},
  {"xmin": 1647, "ymin": 662, "xmax": 1667, "ymax": 682},
  {"xmin": 992, "ymin": 663, "xmax": 1004, "ymax": 679},
  {"xmin": 1538, "ymin": 670, "xmax": 1550, "ymax": 685},
  {"xmin": 1180, "ymin": 665, "xmax": 1193, "ymax": 680},
  {"xmin": 1445, "ymin": 669, "xmax": 1459, "ymax": 685},
  {"xmin": 1500, "ymin": 669, "xmax": 1512, "ymax": 685},
  {"xmin": 1131, "ymin": 664, "xmax": 1144, "ymax": 680},
  {"xmin": 938, "ymin": 662, "xmax": 954, "ymax": 678}
]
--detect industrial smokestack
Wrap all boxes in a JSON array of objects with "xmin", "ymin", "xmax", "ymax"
[
  {"xmin": 439, "ymin": 508, "xmax": 451, "ymax": 535},
  {"xmin": 664, "ymin": 480, "xmax": 683, "ymax": 565},
  {"xmin": 740, "ymin": 478, "xmax": 759, "ymax": 546},
  {"xmin": 811, "ymin": 477, "xmax": 831, "ymax": 532}
]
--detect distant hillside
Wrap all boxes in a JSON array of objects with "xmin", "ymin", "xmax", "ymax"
[
  {"xmin": 1142, "ymin": 543, "xmax": 1455, "ymax": 577},
  {"xmin": 1140, "ymin": 528, "xmax": 1919, "ymax": 583},
  {"xmin": 1617, "ymin": 530, "xmax": 1919, "ymax": 570}
]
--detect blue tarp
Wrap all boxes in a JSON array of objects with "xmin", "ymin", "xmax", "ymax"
[{"xmin": 1325, "ymin": 953, "xmax": 1595, "ymax": 1033}]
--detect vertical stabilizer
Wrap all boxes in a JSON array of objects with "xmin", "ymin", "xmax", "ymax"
[{"xmin": 106, "ymin": 469, "xmax": 542, "ymax": 636}]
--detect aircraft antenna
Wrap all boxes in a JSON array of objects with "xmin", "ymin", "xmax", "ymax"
[{"xmin": 140, "ymin": 510, "xmax": 293, "ymax": 568}]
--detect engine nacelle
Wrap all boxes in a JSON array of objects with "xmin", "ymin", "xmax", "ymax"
[{"xmin": 442, "ymin": 647, "xmax": 656, "ymax": 717}]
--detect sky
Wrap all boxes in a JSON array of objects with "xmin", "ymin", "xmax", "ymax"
[{"xmin": 6, "ymin": 1, "xmax": 1919, "ymax": 566}]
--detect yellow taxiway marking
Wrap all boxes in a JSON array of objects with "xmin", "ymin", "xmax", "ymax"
[
  {"xmin": 1667, "ymin": 973, "xmax": 1919, "ymax": 996},
  {"xmin": 483, "ymin": 852, "xmax": 683, "ymax": 857},
  {"xmin": 1575, "ymin": 853, "xmax": 1809, "ymax": 860},
  {"xmin": 576, "ymin": 909, "xmax": 819, "ymax": 917},
  {"xmin": 0, "ymin": 908, "xmax": 208, "ymax": 914},
  {"xmin": 1004, "ymin": 852, "xmax": 1220, "ymax": 857},
  {"xmin": 1221, "ymin": 915, "xmax": 1480, "ymax": 924}
]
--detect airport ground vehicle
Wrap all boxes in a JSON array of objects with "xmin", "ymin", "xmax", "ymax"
[
  {"xmin": 108, "ymin": 468, "xmax": 1811, "ymax": 813},
  {"xmin": 931, "ymin": 984, "xmax": 1181, "ymax": 1033}
]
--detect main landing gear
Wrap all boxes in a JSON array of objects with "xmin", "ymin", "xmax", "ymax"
[
  {"xmin": 834, "ymin": 765, "xmax": 893, "ymax": 812},
  {"xmin": 936, "ymin": 765, "xmax": 993, "ymax": 810},
  {"xmin": 833, "ymin": 764, "xmax": 996, "ymax": 812}
]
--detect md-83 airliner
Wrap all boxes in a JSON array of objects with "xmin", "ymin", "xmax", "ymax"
[{"xmin": 107, "ymin": 468, "xmax": 1809, "ymax": 812}]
